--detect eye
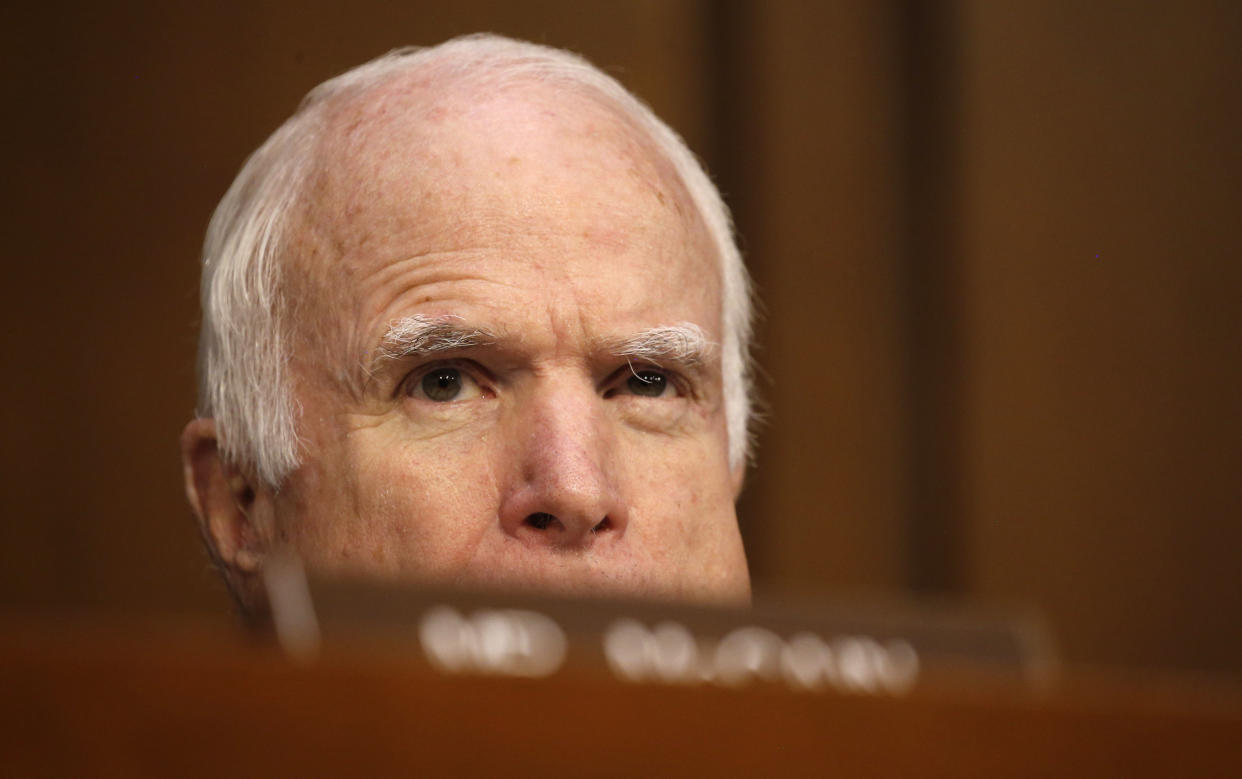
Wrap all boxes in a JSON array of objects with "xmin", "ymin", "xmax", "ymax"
[
  {"xmin": 609, "ymin": 366, "xmax": 682, "ymax": 399},
  {"xmin": 422, "ymin": 367, "xmax": 464, "ymax": 401},
  {"xmin": 406, "ymin": 364, "xmax": 485, "ymax": 403},
  {"xmin": 626, "ymin": 369, "xmax": 670, "ymax": 397}
]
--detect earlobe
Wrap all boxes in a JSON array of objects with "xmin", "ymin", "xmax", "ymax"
[{"xmin": 180, "ymin": 418, "xmax": 269, "ymax": 586}]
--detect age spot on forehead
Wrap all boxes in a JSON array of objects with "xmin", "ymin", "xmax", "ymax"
[{"xmin": 581, "ymin": 225, "xmax": 630, "ymax": 254}]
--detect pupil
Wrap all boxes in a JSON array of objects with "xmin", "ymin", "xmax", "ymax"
[
  {"xmin": 627, "ymin": 371, "xmax": 666, "ymax": 397},
  {"xmin": 422, "ymin": 368, "xmax": 462, "ymax": 401}
]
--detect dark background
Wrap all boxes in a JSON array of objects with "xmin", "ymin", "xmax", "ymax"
[{"xmin": 2, "ymin": 1, "xmax": 1239, "ymax": 674}]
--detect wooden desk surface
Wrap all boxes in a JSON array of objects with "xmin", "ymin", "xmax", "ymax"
[{"xmin": 2, "ymin": 616, "xmax": 1239, "ymax": 778}]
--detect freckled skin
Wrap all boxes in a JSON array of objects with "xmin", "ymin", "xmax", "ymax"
[{"xmin": 265, "ymin": 77, "xmax": 750, "ymax": 604}]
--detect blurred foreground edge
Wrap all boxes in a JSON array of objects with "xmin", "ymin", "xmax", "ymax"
[
  {"xmin": 2, "ymin": 560, "xmax": 1239, "ymax": 777},
  {"xmin": 264, "ymin": 554, "xmax": 1058, "ymax": 698}
]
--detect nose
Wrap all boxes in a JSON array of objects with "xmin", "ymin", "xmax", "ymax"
[{"xmin": 499, "ymin": 384, "xmax": 627, "ymax": 550}]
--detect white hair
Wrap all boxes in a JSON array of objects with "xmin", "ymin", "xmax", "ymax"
[{"xmin": 197, "ymin": 33, "xmax": 755, "ymax": 487}]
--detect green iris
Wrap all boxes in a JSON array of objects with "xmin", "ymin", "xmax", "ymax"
[{"xmin": 422, "ymin": 368, "xmax": 463, "ymax": 401}]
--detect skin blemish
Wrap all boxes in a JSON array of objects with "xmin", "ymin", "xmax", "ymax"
[{"xmin": 581, "ymin": 225, "xmax": 629, "ymax": 253}]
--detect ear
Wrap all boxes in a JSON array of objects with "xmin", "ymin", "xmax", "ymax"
[{"xmin": 180, "ymin": 418, "xmax": 271, "ymax": 605}]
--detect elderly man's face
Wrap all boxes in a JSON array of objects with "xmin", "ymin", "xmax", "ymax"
[{"xmin": 224, "ymin": 79, "xmax": 748, "ymax": 604}]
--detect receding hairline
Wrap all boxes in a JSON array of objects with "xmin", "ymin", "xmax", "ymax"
[
  {"xmin": 308, "ymin": 45, "xmax": 661, "ymax": 140},
  {"xmin": 294, "ymin": 56, "xmax": 708, "ymax": 237}
]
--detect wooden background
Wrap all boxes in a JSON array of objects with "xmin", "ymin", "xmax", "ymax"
[{"xmin": 1, "ymin": 1, "xmax": 1238, "ymax": 674}]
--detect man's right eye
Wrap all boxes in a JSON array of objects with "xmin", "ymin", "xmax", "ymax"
[{"xmin": 405, "ymin": 364, "xmax": 485, "ymax": 403}]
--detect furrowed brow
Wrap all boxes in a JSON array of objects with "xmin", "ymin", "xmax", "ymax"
[
  {"xmin": 378, "ymin": 315, "xmax": 497, "ymax": 360},
  {"xmin": 605, "ymin": 323, "xmax": 716, "ymax": 368},
  {"xmin": 361, "ymin": 315, "xmax": 497, "ymax": 388}
]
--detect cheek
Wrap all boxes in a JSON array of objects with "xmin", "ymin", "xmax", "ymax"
[
  {"xmin": 621, "ymin": 434, "xmax": 735, "ymax": 535},
  {"xmin": 359, "ymin": 434, "xmax": 504, "ymax": 555},
  {"xmin": 280, "ymin": 424, "xmax": 504, "ymax": 575}
]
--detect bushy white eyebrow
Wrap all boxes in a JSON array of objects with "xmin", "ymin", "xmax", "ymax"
[
  {"xmin": 377, "ymin": 315, "xmax": 497, "ymax": 361},
  {"xmin": 367, "ymin": 316, "xmax": 713, "ymax": 386},
  {"xmin": 606, "ymin": 323, "xmax": 715, "ymax": 368}
]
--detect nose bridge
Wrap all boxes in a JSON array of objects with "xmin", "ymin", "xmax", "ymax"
[
  {"xmin": 528, "ymin": 382, "xmax": 607, "ymax": 486},
  {"xmin": 500, "ymin": 371, "xmax": 625, "ymax": 547}
]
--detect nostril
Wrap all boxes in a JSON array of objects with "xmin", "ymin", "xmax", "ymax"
[
  {"xmin": 522, "ymin": 513, "xmax": 611, "ymax": 536},
  {"xmin": 525, "ymin": 512, "xmax": 556, "ymax": 531}
]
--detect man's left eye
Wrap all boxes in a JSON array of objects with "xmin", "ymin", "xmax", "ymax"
[{"xmin": 619, "ymin": 369, "xmax": 676, "ymax": 398}]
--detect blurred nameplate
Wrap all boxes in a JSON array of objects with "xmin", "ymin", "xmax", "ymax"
[{"xmin": 265, "ymin": 558, "xmax": 1055, "ymax": 697}]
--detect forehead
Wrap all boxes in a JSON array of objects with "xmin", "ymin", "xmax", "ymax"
[{"xmin": 295, "ymin": 71, "xmax": 711, "ymax": 271}]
